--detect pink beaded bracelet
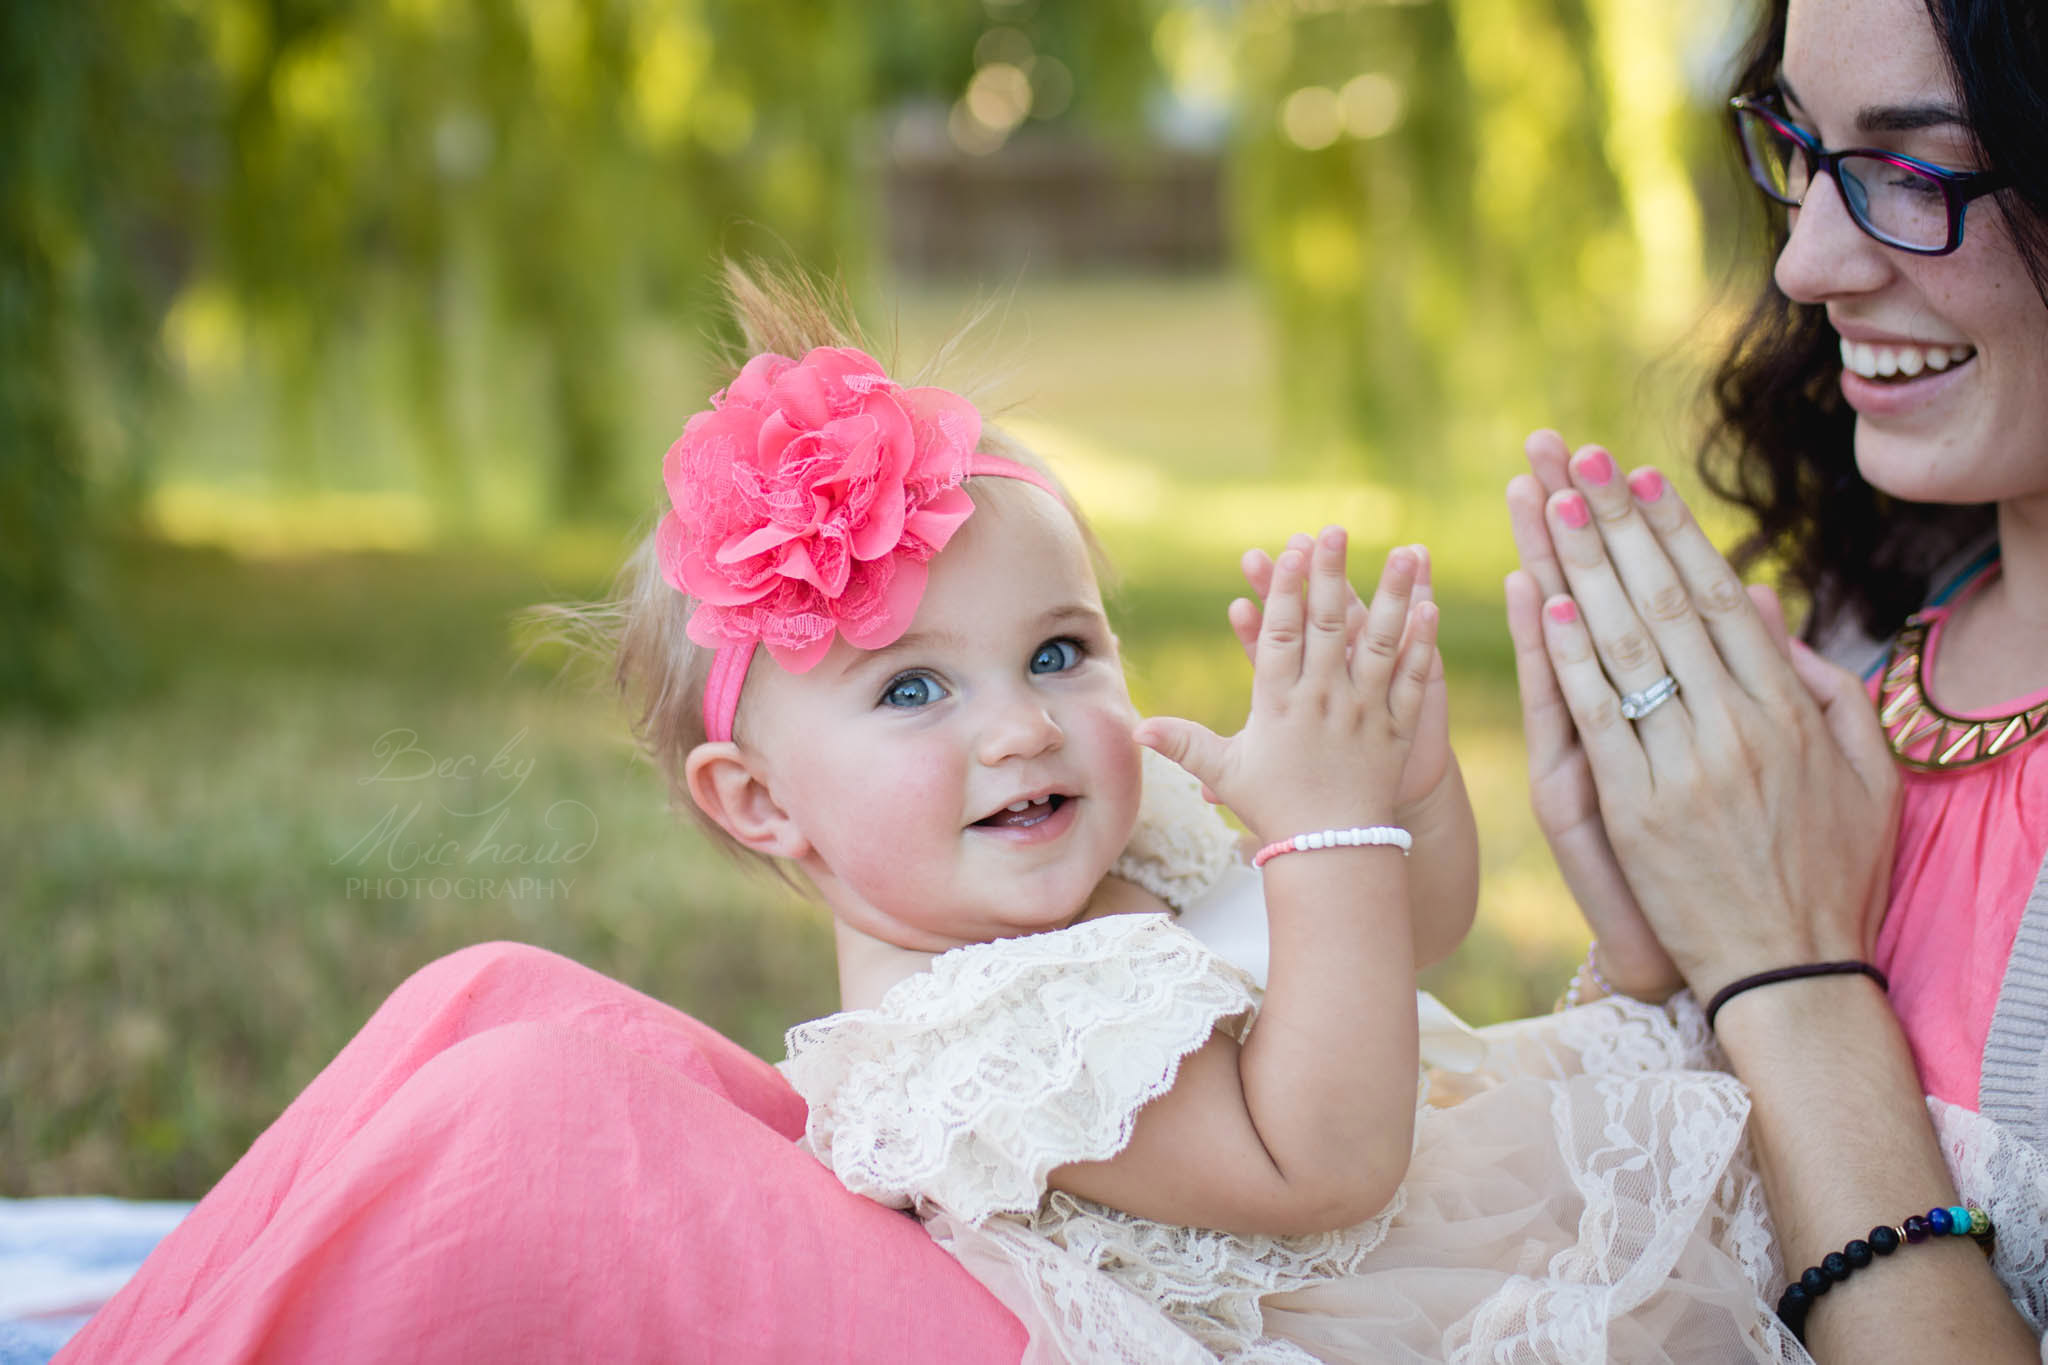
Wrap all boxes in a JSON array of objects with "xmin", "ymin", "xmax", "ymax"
[{"xmin": 1250, "ymin": 826, "xmax": 1412, "ymax": 868}]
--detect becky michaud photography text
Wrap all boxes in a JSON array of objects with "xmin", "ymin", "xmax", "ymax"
[{"xmin": 333, "ymin": 727, "xmax": 596, "ymax": 900}]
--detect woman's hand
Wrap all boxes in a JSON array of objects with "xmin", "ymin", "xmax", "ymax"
[
  {"xmin": 1136, "ymin": 529, "xmax": 1436, "ymax": 844},
  {"xmin": 1504, "ymin": 431, "xmax": 1901, "ymax": 1003},
  {"xmin": 1506, "ymin": 432, "xmax": 1681, "ymax": 996}
]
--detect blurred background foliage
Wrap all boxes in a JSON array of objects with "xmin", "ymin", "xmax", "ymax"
[{"xmin": 5, "ymin": 0, "xmax": 1761, "ymax": 1195}]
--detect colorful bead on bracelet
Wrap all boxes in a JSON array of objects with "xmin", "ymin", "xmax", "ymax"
[
  {"xmin": 1774, "ymin": 1203, "xmax": 1994, "ymax": 1344},
  {"xmin": 1250, "ymin": 826, "xmax": 1412, "ymax": 868}
]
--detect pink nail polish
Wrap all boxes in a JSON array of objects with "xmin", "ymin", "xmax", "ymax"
[
  {"xmin": 1555, "ymin": 493, "xmax": 1591, "ymax": 529},
  {"xmin": 1547, "ymin": 599, "xmax": 1579, "ymax": 625},
  {"xmin": 1628, "ymin": 469, "xmax": 1665, "ymax": 502},
  {"xmin": 1577, "ymin": 451, "xmax": 1616, "ymax": 485}
]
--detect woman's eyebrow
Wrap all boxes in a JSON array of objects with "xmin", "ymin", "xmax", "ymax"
[
  {"xmin": 1775, "ymin": 78, "xmax": 1967, "ymax": 135},
  {"xmin": 1856, "ymin": 101, "xmax": 1968, "ymax": 133}
]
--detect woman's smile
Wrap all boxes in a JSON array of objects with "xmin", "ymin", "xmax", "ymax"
[{"xmin": 1835, "ymin": 333, "xmax": 1976, "ymax": 417}]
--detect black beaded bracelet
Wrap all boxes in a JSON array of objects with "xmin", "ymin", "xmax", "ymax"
[{"xmin": 1774, "ymin": 1203, "xmax": 1994, "ymax": 1344}]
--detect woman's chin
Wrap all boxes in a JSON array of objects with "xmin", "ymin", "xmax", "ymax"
[{"xmin": 1852, "ymin": 430, "xmax": 1995, "ymax": 509}]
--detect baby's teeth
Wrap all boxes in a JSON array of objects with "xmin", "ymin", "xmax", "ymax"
[
  {"xmin": 1950, "ymin": 346, "xmax": 1973, "ymax": 364},
  {"xmin": 1896, "ymin": 349, "xmax": 1925, "ymax": 376},
  {"xmin": 1876, "ymin": 349, "xmax": 1899, "ymax": 377},
  {"xmin": 1006, "ymin": 801, "xmax": 1030, "ymax": 812},
  {"xmin": 1840, "ymin": 337, "xmax": 1855, "ymax": 370},
  {"xmin": 1925, "ymin": 348, "xmax": 1951, "ymax": 371},
  {"xmin": 1853, "ymin": 343, "xmax": 1878, "ymax": 376}
]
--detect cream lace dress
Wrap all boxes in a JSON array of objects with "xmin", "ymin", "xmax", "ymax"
[{"xmin": 778, "ymin": 753, "xmax": 2045, "ymax": 1363}]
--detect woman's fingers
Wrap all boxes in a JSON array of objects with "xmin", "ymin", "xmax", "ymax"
[
  {"xmin": 1507, "ymin": 473, "xmax": 1569, "ymax": 600},
  {"xmin": 1543, "ymin": 489, "xmax": 1694, "ymax": 751},
  {"xmin": 1508, "ymin": 571, "xmax": 1683, "ymax": 995},
  {"xmin": 1550, "ymin": 449, "xmax": 1730, "ymax": 713},
  {"xmin": 1505, "ymin": 569, "xmax": 1577, "ymax": 773},
  {"xmin": 1537, "ymin": 594, "xmax": 1652, "ymax": 795},
  {"xmin": 1749, "ymin": 583, "xmax": 1793, "ymax": 658},
  {"xmin": 1525, "ymin": 428, "xmax": 1573, "ymax": 495},
  {"xmin": 1622, "ymin": 469, "xmax": 1801, "ymax": 701},
  {"xmin": 1787, "ymin": 638, "xmax": 1902, "ymax": 803}
]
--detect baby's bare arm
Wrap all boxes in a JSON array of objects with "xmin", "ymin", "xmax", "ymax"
[
  {"xmin": 1402, "ymin": 758, "xmax": 1478, "ymax": 968},
  {"xmin": 1054, "ymin": 533, "xmax": 1430, "ymax": 1238},
  {"xmin": 1230, "ymin": 537, "xmax": 1477, "ymax": 970}
]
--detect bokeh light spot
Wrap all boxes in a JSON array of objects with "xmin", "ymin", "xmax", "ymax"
[
  {"xmin": 1280, "ymin": 86, "xmax": 1342, "ymax": 151},
  {"xmin": 966, "ymin": 61, "xmax": 1033, "ymax": 133},
  {"xmin": 1340, "ymin": 72, "xmax": 1403, "ymax": 139}
]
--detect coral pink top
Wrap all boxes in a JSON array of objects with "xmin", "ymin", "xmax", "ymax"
[{"xmin": 1870, "ymin": 567, "xmax": 2048, "ymax": 1109}]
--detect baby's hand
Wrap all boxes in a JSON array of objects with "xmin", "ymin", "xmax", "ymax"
[
  {"xmin": 1135, "ymin": 529, "xmax": 1438, "ymax": 842},
  {"xmin": 1229, "ymin": 537, "xmax": 1449, "ymax": 810}
]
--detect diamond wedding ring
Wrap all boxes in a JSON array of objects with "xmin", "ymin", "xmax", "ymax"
[{"xmin": 1619, "ymin": 674, "xmax": 1680, "ymax": 722}]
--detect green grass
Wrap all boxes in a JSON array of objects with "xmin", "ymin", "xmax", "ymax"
[{"xmin": 3, "ymin": 275, "xmax": 1616, "ymax": 1199}]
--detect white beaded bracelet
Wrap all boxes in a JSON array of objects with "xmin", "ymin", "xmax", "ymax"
[
  {"xmin": 1558, "ymin": 940, "xmax": 1614, "ymax": 1010},
  {"xmin": 1250, "ymin": 826, "xmax": 1412, "ymax": 868}
]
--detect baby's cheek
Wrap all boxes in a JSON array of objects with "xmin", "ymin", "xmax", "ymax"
[
  {"xmin": 826, "ymin": 754, "xmax": 960, "ymax": 874},
  {"xmin": 1082, "ymin": 710, "xmax": 1146, "ymax": 824}
]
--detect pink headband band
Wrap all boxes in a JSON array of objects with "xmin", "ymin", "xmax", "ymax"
[{"xmin": 650, "ymin": 345, "xmax": 1058, "ymax": 744}]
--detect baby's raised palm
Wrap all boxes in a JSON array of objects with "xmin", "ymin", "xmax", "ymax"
[
  {"xmin": 1228, "ymin": 540, "xmax": 1448, "ymax": 810},
  {"xmin": 1135, "ymin": 531, "xmax": 1437, "ymax": 843}
]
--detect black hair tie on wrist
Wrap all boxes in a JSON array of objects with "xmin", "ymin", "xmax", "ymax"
[{"xmin": 1704, "ymin": 961, "xmax": 1889, "ymax": 1031}]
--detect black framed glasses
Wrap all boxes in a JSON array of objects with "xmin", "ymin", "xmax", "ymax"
[{"xmin": 1730, "ymin": 94, "xmax": 2007, "ymax": 255}]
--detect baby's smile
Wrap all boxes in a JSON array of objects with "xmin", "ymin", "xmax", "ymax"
[{"xmin": 968, "ymin": 792, "xmax": 1078, "ymax": 842}]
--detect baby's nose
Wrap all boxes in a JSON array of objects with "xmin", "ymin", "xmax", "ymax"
[{"xmin": 977, "ymin": 694, "xmax": 1064, "ymax": 764}]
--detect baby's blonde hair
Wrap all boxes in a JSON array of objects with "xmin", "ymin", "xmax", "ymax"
[{"xmin": 543, "ymin": 262, "xmax": 1105, "ymax": 871}]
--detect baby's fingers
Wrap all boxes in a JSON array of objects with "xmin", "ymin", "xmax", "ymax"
[
  {"xmin": 1250, "ymin": 546, "xmax": 1309, "ymax": 704},
  {"xmin": 1386, "ymin": 600, "xmax": 1439, "ymax": 736},
  {"xmin": 1233, "ymin": 535, "xmax": 1349, "ymax": 664},
  {"xmin": 1133, "ymin": 715, "xmax": 1231, "ymax": 793},
  {"xmin": 1351, "ymin": 547, "xmax": 1419, "ymax": 688},
  {"xmin": 1303, "ymin": 527, "xmax": 1356, "ymax": 678}
]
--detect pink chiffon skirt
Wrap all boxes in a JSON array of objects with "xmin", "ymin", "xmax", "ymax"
[{"xmin": 55, "ymin": 942, "xmax": 1028, "ymax": 1364}]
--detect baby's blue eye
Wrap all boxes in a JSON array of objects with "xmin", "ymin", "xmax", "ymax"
[
  {"xmin": 882, "ymin": 673, "xmax": 947, "ymax": 709},
  {"xmin": 1030, "ymin": 639, "xmax": 1083, "ymax": 675}
]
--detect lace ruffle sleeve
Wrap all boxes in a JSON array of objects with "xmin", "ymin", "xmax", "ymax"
[{"xmin": 779, "ymin": 914, "xmax": 1258, "ymax": 1226}]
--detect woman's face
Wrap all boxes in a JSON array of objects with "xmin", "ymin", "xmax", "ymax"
[{"xmin": 1773, "ymin": 0, "xmax": 2048, "ymax": 508}]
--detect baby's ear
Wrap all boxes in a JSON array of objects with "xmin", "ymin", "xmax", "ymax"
[{"xmin": 684, "ymin": 743, "xmax": 810, "ymax": 859}]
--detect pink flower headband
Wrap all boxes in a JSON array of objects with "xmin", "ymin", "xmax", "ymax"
[{"xmin": 654, "ymin": 344, "xmax": 1056, "ymax": 743}]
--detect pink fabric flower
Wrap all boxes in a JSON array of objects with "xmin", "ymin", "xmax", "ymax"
[{"xmin": 655, "ymin": 347, "xmax": 983, "ymax": 673}]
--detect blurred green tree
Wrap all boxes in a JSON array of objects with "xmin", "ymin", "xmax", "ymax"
[
  {"xmin": 3, "ymin": 0, "xmax": 1731, "ymax": 713},
  {"xmin": 1223, "ymin": 0, "xmax": 1722, "ymax": 483},
  {"xmin": 0, "ymin": 0, "xmax": 1175, "ymax": 712},
  {"xmin": 1, "ymin": 0, "xmax": 179, "ymax": 715}
]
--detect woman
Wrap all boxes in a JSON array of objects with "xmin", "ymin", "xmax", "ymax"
[{"xmin": 1504, "ymin": 0, "xmax": 2047, "ymax": 1358}]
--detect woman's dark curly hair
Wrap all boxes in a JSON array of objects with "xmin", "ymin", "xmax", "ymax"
[{"xmin": 1702, "ymin": 0, "xmax": 2048, "ymax": 642}]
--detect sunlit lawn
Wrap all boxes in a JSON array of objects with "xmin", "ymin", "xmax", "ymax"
[{"xmin": 5, "ymin": 275, "xmax": 1619, "ymax": 1199}]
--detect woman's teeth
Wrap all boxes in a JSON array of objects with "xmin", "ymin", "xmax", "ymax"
[{"xmin": 1839, "ymin": 337, "xmax": 1974, "ymax": 381}]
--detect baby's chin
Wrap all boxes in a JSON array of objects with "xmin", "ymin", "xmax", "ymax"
[{"xmin": 1074, "ymin": 867, "xmax": 1177, "ymax": 924}]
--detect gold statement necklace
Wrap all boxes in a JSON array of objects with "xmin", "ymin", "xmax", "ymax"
[{"xmin": 1878, "ymin": 612, "xmax": 2048, "ymax": 771}]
